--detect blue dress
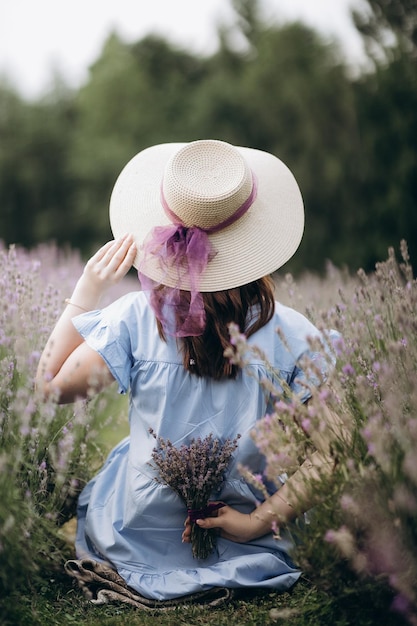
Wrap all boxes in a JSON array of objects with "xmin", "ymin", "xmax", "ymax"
[{"xmin": 72, "ymin": 291, "xmax": 334, "ymax": 601}]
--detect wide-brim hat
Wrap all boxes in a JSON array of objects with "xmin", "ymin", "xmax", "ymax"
[{"xmin": 110, "ymin": 139, "xmax": 304, "ymax": 292}]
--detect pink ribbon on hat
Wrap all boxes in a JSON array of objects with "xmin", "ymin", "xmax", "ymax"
[{"xmin": 139, "ymin": 173, "xmax": 258, "ymax": 337}]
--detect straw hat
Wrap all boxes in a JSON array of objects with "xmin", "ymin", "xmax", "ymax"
[{"xmin": 110, "ymin": 139, "xmax": 304, "ymax": 292}]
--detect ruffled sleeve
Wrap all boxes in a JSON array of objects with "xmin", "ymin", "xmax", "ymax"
[
  {"xmin": 272, "ymin": 303, "xmax": 340, "ymax": 404},
  {"xmin": 72, "ymin": 294, "xmax": 137, "ymax": 394},
  {"xmin": 289, "ymin": 329, "xmax": 340, "ymax": 403}
]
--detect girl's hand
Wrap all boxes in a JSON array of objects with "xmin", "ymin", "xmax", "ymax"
[
  {"xmin": 36, "ymin": 234, "xmax": 137, "ymax": 402},
  {"xmin": 71, "ymin": 234, "xmax": 137, "ymax": 308},
  {"xmin": 83, "ymin": 234, "xmax": 137, "ymax": 291},
  {"xmin": 182, "ymin": 503, "xmax": 274, "ymax": 545}
]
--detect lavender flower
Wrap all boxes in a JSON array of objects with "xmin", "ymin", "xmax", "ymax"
[
  {"xmin": 0, "ymin": 242, "xmax": 137, "ymax": 593},
  {"xmin": 149, "ymin": 429, "xmax": 240, "ymax": 559}
]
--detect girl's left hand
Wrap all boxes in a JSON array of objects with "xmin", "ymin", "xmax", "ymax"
[
  {"xmin": 82, "ymin": 234, "xmax": 137, "ymax": 292},
  {"xmin": 36, "ymin": 234, "xmax": 137, "ymax": 403},
  {"xmin": 71, "ymin": 234, "xmax": 137, "ymax": 308}
]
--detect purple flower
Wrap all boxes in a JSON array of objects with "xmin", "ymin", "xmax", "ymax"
[
  {"xmin": 301, "ymin": 418, "xmax": 311, "ymax": 433},
  {"xmin": 342, "ymin": 363, "xmax": 355, "ymax": 376},
  {"xmin": 149, "ymin": 430, "xmax": 240, "ymax": 559},
  {"xmin": 325, "ymin": 529, "xmax": 336, "ymax": 543},
  {"xmin": 391, "ymin": 593, "xmax": 411, "ymax": 616}
]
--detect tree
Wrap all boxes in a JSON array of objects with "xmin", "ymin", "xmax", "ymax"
[
  {"xmin": 350, "ymin": 0, "xmax": 417, "ymax": 267},
  {"xmin": 352, "ymin": 0, "xmax": 417, "ymax": 61},
  {"xmin": 353, "ymin": 55, "xmax": 417, "ymax": 268},
  {"xmin": 1, "ymin": 0, "xmax": 415, "ymax": 274},
  {"xmin": 0, "ymin": 83, "xmax": 76, "ymax": 249},
  {"xmin": 68, "ymin": 33, "xmax": 208, "ymax": 252},
  {"xmin": 236, "ymin": 23, "xmax": 360, "ymax": 273}
]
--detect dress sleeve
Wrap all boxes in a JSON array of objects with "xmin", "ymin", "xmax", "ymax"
[
  {"xmin": 289, "ymin": 329, "xmax": 341, "ymax": 403},
  {"xmin": 72, "ymin": 294, "xmax": 136, "ymax": 394}
]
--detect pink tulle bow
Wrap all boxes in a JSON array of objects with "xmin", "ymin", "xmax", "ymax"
[
  {"xmin": 138, "ymin": 224, "xmax": 216, "ymax": 337},
  {"xmin": 139, "ymin": 173, "xmax": 258, "ymax": 337}
]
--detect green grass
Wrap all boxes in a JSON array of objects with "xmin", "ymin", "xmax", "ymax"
[
  {"xmin": 95, "ymin": 392, "xmax": 130, "ymax": 452},
  {"xmin": 0, "ymin": 569, "xmax": 407, "ymax": 626}
]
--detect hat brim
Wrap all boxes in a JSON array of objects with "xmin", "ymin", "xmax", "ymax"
[{"xmin": 109, "ymin": 143, "xmax": 304, "ymax": 292}]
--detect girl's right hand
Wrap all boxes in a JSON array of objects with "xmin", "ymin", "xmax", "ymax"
[{"xmin": 182, "ymin": 503, "xmax": 274, "ymax": 544}]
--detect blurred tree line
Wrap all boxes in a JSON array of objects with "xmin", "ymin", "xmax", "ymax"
[{"xmin": 0, "ymin": 0, "xmax": 416, "ymax": 274}]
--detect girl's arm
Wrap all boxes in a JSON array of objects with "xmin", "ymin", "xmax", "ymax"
[
  {"xmin": 36, "ymin": 234, "xmax": 136, "ymax": 403},
  {"xmin": 182, "ymin": 404, "xmax": 346, "ymax": 543},
  {"xmin": 182, "ymin": 451, "xmax": 329, "ymax": 544}
]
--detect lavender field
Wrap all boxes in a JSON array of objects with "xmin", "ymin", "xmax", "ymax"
[{"xmin": 1, "ymin": 240, "xmax": 416, "ymax": 626}]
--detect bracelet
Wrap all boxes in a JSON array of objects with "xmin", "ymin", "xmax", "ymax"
[{"xmin": 64, "ymin": 298, "xmax": 89, "ymax": 312}]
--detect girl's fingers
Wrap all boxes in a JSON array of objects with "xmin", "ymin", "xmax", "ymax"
[
  {"xmin": 111, "ymin": 236, "xmax": 136, "ymax": 263},
  {"xmin": 96, "ymin": 235, "xmax": 134, "ymax": 268},
  {"xmin": 196, "ymin": 517, "xmax": 219, "ymax": 530},
  {"xmin": 89, "ymin": 240, "xmax": 115, "ymax": 263},
  {"xmin": 83, "ymin": 235, "xmax": 136, "ymax": 288},
  {"xmin": 113, "ymin": 241, "xmax": 137, "ymax": 278}
]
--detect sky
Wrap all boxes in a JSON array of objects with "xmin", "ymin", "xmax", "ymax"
[{"xmin": 0, "ymin": 0, "xmax": 366, "ymax": 100}]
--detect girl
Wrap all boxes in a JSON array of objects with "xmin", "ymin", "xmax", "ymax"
[{"xmin": 36, "ymin": 139, "xmax": 339, "ymax": 606}]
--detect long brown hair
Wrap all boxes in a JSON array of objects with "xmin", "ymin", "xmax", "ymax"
[{"xmin": 156, "ymin": 276, "xmax": 275, "ymax": 379}]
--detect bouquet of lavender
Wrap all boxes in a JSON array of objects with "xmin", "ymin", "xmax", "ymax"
[{"xmin": 149, "ymin": 430, "xmax": 240, "ymax": 560}]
